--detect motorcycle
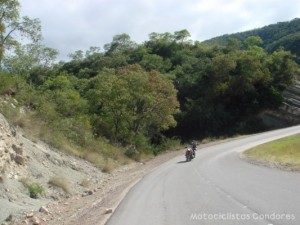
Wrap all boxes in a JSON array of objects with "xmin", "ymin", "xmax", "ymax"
[{"xmin": 185, "ymin": 148, "xmax": 193, "ymax": 162}]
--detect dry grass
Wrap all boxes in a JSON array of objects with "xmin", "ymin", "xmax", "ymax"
[
  {"xmin": 20, "ymin": 177, "xmax": 31, "ymax": 187},
  {"xmin": 243, "ymin": 133, "xmax": 300, "ymax": 170},
  {"xmin": 101, "ymin": 158, "xmax": 118, "ymax": 173},
  {"xmin": 48, "ymin": 176, "xmax": 71, "ymax": 194},
  {"xmin": 82, "ymin": 145, "xmax": 131, "ymax": 173}
]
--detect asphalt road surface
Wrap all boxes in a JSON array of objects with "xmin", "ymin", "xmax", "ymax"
[{"xmin": 106, "ymin": 125, "xmax": 300, "ymax": 225}]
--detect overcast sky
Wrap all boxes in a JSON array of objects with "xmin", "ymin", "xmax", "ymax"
[{"xmin": 19, "ymin": 0, "xmax": 300, "ymax": 61}]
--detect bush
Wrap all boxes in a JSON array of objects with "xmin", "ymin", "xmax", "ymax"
[
  {"xmin": 125, "ymin": 145, "xmax": 139, "ymax": 158},
  {"xmin": 48, "ymin": 176, "xmax": 71, "ymax": 194},
  {"xmin": 153, "ymin": 137, "xmax": 181, "ymax": 155},
  {"xmin": 0, "ymin": 73, "xmax": 18, "ymax": 96},
  {"xmin": 28, "ymin": 183, "xmax": 44, "ymax": 199},
  {"xmin": 20, "ymin": 178, "xmax": 44, "ymax": 199}
]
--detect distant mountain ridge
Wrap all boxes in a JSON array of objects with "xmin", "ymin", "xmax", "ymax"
[{"xmin": 203, "ymin": 18, "xmax": 300, "ymax": 62}]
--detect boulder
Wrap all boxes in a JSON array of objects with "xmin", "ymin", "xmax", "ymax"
[
  {"xmin": 14, "ymin": 154, "xmax": 25, "ymax": 165},
  {"xmin": 12, "ymin": 144, "xmax": 23, "ymax": 155}
]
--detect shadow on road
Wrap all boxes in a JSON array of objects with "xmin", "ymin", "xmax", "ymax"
[{"xmin": 177, "ymin": 160, "xmax": 190, "ymax": 164}]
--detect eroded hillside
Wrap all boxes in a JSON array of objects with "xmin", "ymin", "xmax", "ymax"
[{"xmin": 0, "ymin": 112, "xmax": 108, "ymax": 224}]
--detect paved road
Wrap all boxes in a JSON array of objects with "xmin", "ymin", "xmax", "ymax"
[{"xmin": 106, "ymin": 125, "xmax": 300, "ymax": 225}]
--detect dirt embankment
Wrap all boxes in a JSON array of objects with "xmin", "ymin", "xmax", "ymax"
[{"xmin": 0, "ymin": 113, "xmax": 184, "ymax": 225}]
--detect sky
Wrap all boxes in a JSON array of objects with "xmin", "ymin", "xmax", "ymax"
[{"xmin": 19, "ymin": 0, "xmax": 300, "ymax": 61}]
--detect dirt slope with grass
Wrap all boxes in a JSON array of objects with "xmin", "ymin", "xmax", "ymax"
[{"xmin": 0, "ymin": 112, "xmax": 184, "ymax": 225}]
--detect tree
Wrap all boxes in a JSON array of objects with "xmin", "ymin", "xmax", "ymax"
[
  {"xmin": 244, "ymin": 36, "xmax": 263, "ymax": 49},
  {"xmin": 0, "ymin": 0, "xmax": 42, "ymax": 68},
  {"xmin": 174, "ymin": 29, "xmax": 192, "ymax": 44},
  {"xmin": 68, "ymin": 50, "xmax": 84, "ymax": 61},
  {"xmin": 139, "ymin": 53, "xmax": 171, "ymax": 72},
  {"xmin": 3, "ymin": 43, "xmax": 58, "ymax": 76},
  {"xmin": 267, "ymin": 49, "xmax": 298, "ymax": 91},
  {"xmin": 87, "ymin": 65, "xmax": 179, "ymax": 146},
  {"xmin": 146, "ymin": 31, "xmax": 178, "ymax": 58},
  {"xmin": 104, "ymin": 33, "xmax": 137, "ymax": 55}
]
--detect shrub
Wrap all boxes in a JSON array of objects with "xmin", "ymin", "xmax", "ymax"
[
  {"xmin": 20, "ymin": 177, "xmax": 44, "ymax": 198},
  {"xmin": 28, "ymin": 183, "xmax": 44, "ymax": 199},
  {"xmin": 48, "ymin": 176, "xmax": 71, "ymax": 194},
  {"xmin": 101, "ymin": 159, "xmax": 116, "ymax": 173},
  {"xmin": 125, "ymin": 145, "xmax": 139, "ymax": 158}
]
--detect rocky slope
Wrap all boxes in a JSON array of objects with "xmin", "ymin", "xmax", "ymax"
[
  {"xmin": 0, "ymin": 112, "xmax": 184, "ymax": 225},
  {"xmin": 0, "ymin": 112, "xmax": 109, "ymax": 224},
  {"xmin": 260, "ymin": 75, "xmax": 300, "ymax": 127},
  {"xmin": 283, "ymin": 74, "xmax": 300, "ymax": 116}
]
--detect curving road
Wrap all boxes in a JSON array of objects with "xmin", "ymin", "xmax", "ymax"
[{"xmin": 106, "ymin": 125, "xmax": 300, "ymax": 225}]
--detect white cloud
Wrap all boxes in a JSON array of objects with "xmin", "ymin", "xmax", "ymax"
[{"xmin": 19, "ymin": 0, "xmax": 300, "ymax": 60}]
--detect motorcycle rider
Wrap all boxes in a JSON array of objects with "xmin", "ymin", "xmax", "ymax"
[
  {"xmin": 185, "ymin": 146, "xmax": 193, "ymax": 161},
  {"xmin": 191, "ymin": 140, "xmax": 197, "ymax": 157}
]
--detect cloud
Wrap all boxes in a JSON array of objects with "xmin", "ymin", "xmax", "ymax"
[{"xmin": 19, "ymin": 0, "xmax": 300, "ymax": 60}]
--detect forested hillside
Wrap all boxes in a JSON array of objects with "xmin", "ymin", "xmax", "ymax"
[
  {"xmin": 0, "ymin": 0, "xmax": 299, "ymax": 164},
  {"xmin": 203, "ymin": 18, "xmax": 300, "ymax": 63},
  {"xmin": 204, "ymin": 18, "xmax": 300, "ymax": 124}
]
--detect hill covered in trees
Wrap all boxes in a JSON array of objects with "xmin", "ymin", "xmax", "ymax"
[
  {"xmin": 0, "ymin": 0, "xmax": 299, "ymax": 163},
  {"xmin": 203, "ymin": 18, "xmax": 300, "ymax": 63}
]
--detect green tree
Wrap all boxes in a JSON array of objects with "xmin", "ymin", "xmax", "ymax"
[
  {"xmin": 68, "ymin": 50, "xmax": 84, "ymax": 61},
  {"xmin": 267, "ymin": 49, "xmax": 298, "ymax": 91},
  {"xmin": 104, "ymin": 33, "xmax": 137, "ymax": 55},
  {"xmin": 244, "ymin": 36, "xmax": 263, "ymax": 49},
  {"xmin": 87, "ymin": 68, "xmax": 130, "ymax": 141},
  {"xmin": 3, "ymin": 43, "xmax": 58, "ymax": 76},
  {"xmin": 139, "ymin": 53, "xmax": 172, "ymax": 72},
  {"xmin": 87, "ymin": 65, "xmax": 179, "ymax": 146},
  {"xmin": 0, "ymin": 0, "xmax": 42, "ymax": 68},
  {"xmin": 174, "ymin": 29, "xmax": 192, "ymax": 44}
]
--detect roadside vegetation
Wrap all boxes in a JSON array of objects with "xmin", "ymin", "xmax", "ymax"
[
  {"xmin": 20, "ymin": 177, "xmax": 45, "ymax": 199},
  {"xmin": 48, "ymin": 176, "xmax": 71, "ymax": 194},
  {"xmin": 0, "ymin": 0, "xmax": 299, "ymax": 171},
  {"xmin": 243, "ymin": 134, "xmax": 300, "ymax": 170}
]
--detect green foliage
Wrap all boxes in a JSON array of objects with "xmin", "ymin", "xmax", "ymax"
[
  {"xmin": 153, "ymin": 137, "xmax": 181, "ymax": 156},
  {"xmin": 22, "ymin": 182, "xmax": 44, "ymax": 199},
  {"xmin": 169, "ymin": 36, "xmax": 298, "ymax": 138},
  {"xmin": 86, "ymin": 65, "xmax": 179, "ymax": 146},
  {"xmin": 104, "ymin": 33, "xmax": 137, "ymax": 56},
  {"xmin": 1, "ymin": 7, "xmax": 298, "ymax": 160},
  {"xmin": 203, "ymin": 18, "xmax": 300, "ymax": 58},
  {"xmin": 244, "ymin": 36, "xmax": 263, "ymax": 49},
  {"xmin": 266, "ymin": 32, "xmax": 300, "ymax": 59},
  {"xmin": 0, "ymin": 0, "xmax": 43, "ymax": 68},
  {"xmin": 28, "ymin": 183, "xmax": 44, "ymax": 199},
  {"xmin": 267, "ymin": 49, "xmax": 298, "ymax": 91},
  {"xmin": 0, "ymin": 72, "xmax": 19, "ymax": 95},
  {"xmin": 3, "ymin": 43, "xmax": 58, "ymax": 76}
]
